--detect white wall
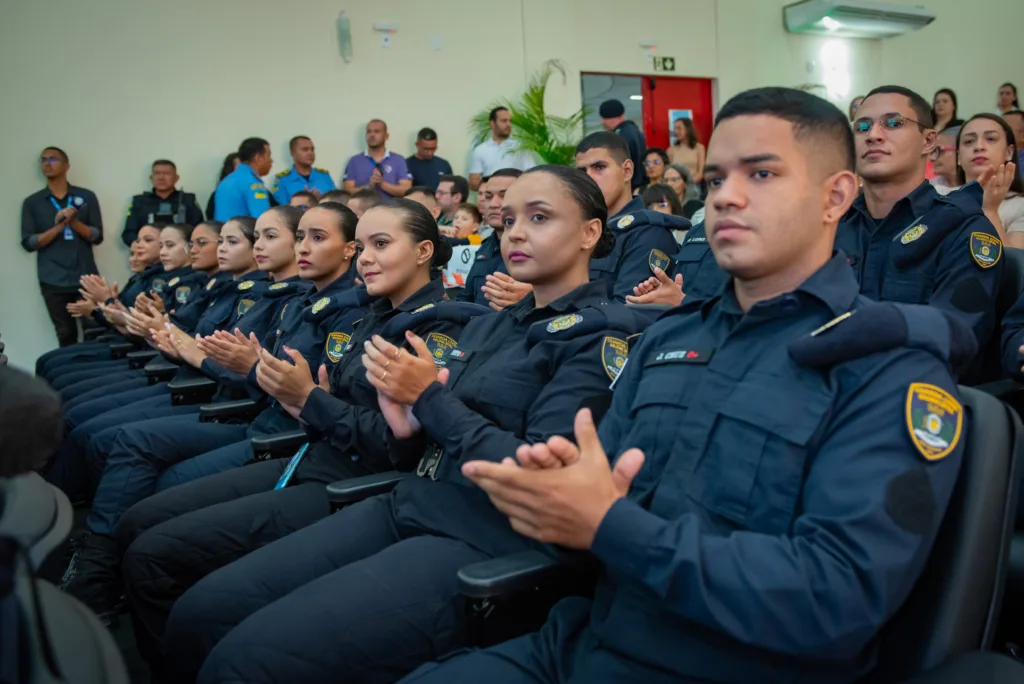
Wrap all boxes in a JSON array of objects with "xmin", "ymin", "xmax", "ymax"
[{"xmin": 2, "ymin": 0, "xmax": 1021, "ymax": 370}]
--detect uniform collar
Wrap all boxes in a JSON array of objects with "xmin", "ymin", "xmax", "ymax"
[
  {"xmin": 236, "ymin": 269, "xmax": 268, "ymax": 283},
  {"xmin": 292, "ymin": 164, "xmax": 312, "ymax": 178},
  {"xmin": 149, "ymin": 188, "xmax": 180, "ymax": 199},
  {"xmin": 242, "ymin": 164, "xmax": 262, "ymax": 181},
  {"xmin": 308, "ymin": 265, "xmax": 356, "ymax": 303},
  {"xmin": 508, "ymin": 280, "xmax": 609, "ymax": 322},
  {"xmin": 609, "ymin": 195, "xmax": 645, "ymax": 225},
  {"xmin": 363, "ymin": 149, "xmax": 392, "ymax": 161},
  {"xmin": 847, "ymin": 179, "xmax": 936, "ymax": 230},
  {"xmin": 369, "ymin": 277, "xmax": 446, "ymax": 314},
  {"xmin": 140, "ymin": 263, "xmax": 164, "ymax": 278}
]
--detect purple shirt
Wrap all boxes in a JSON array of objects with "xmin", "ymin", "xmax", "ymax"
[{"xmin": 342, "ymin": 150, "xmax": 412, "ymax": 197}]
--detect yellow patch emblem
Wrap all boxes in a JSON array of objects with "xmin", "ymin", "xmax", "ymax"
[
  {"xmin": 616, "ymin": 214, "xmax": 634, "ymax": 229},
  {"xmin": 648, "ymin": 249, "xmax": 671, "ymax": 273},
  {"xmin": 168, "ymin": 277, "xmax": 180, "ymax": 288},
  {"xmin": 900, "ymin": 224, "xmax": 928, "ymax": 244},
  {"xmin": 236, "ymin": 298, "xmax": 255, "ymax": 317},
  {"xmin": 311, "ymin": 296, "xmax": 330, "ymax": 315},
  {"xmin": 254, "ymin": 192, "xmax": 267, "ymax": 199},
  {"xmin": 905, "ymin": 383, "xmax": 963, "ymax": 462},
  {"xmin": 270, "ymin": 282, "xmax": 290, "ymax": 290},
  {"xmin": 602, "ymin": 336, "xmax": 629, "ymax": 382},
  {"xmin": 175, "ymin": 286, "xmax": 191, "ymax": 304},
  {"xmin": 424, "ymin": 332, "xmax": 457, "ymax": 368},
  {"xmin": 970, "ymin": 232, "xmax": 1002, "ymax": 269},
  {"xmin": 546, "ymin": 314, "xmax": 582, "ymax": 334},
  {"xmin": 413, "ymin": 303, "xmax": 436, "ymax": 313},
  {"xmin": 325, "ymin": 332, "xmax": 351, "ymax": 363},
  {"xmin": 238, "ymin": 280, "xmax": 254, "ymax": 291},
  {"xmin": 206, "ymin": 279, "xmax": 217, "ymax": 291}
]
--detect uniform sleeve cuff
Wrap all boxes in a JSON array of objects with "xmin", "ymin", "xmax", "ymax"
[
  {"xmin": 299, "ymin": 386, "xmax": 346, "ymax": 437},
  {"xmin": 590, "ymin": 498, "xmax": 665, "ymax": 579},
  {"xmin": 411, "ymin": 382, "xmax": 455, "ymax": 443}
]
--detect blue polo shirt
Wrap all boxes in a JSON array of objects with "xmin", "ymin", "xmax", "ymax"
[
  {"xmin": 405, "ymin": 155, "xmax": 453, "ymax": 191},
  {"xmin": 342, "ymin": 150, "xmax": 412, "ymax": 197},
  {"xmin": 272, "ymin": 165, "xmax": 336, "ymax": 204},
  {"xmin": 214, "ymin": 164, "xmax": 271, "ymax": 221}
]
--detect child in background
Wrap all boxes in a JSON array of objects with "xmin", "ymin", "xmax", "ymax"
[{"xmin": 451, "ymin": 203, "xmax": 482, "ymax": 238}]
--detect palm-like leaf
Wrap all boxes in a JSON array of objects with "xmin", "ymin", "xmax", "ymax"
[{"xmin": 469, "ymin": 60, "xmax": 588, "ymax": 167}]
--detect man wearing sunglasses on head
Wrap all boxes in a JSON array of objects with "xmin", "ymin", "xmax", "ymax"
[
  {"xmin": 837, "ymin": 85, "xmax": 1003, "ymax": 382},
  {"xmin": 21, "ymin": 147, "xmax": 104, "ymax": 348}
]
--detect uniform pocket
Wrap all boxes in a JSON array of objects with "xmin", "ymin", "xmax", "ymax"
[
  {"xmin": 476, "ymin": 373, "xmax": 544, "ymax": 434},
  {"xmin": 629, "ymin": 375, "xmax": 697, "ymax": 493},
  {"xmin": 881, "ymin": 271, "xmax": 933, "ymax": 304},
  {"xmin": 694, "ymin": 375, "xmax": 831, "ymax": 533}
]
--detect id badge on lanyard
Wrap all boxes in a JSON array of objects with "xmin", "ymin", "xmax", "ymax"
[{"xmin": 50, "ymin": 196, "xmax": 74, "ymax": 241}]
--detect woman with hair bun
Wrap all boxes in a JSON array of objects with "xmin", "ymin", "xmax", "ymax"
[{"xmin": 164, "ymin": 165, "xmax": 650, "ymax": 684}]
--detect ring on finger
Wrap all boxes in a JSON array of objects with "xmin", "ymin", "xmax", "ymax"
[{"xmin": 381, "ymin": 370, "xmax": 389, "ymax": 381}]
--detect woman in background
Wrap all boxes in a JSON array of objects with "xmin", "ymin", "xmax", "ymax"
[
  {"xmin": 642, "ymin": 184, "xmax": 688, "ymax": 243},
  {"xmin": 997, "ymin": 83, "xmax": 1020, "ymax": 116},
  {"xmin": 668, "ymin": 117, "xmax": 705, "ymax": 183},
  {"xmin": 957, "ymin": 113, "xmax": 1024, "ymax": 245},
  {"xmin": 206, "ymin": 153, "xmax": 240, "ymax": 220},
  {"xmin": 931, "ymin": 88, "xmax": 963, "ymax": 131}
]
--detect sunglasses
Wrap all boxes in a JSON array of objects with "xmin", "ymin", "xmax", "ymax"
[{"xmin": 852, "ymin": 113, "xmax": 927, "ymax": 134}]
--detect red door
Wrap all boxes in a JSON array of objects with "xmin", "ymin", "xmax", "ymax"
[{"xmin": 641, "ymin": 76, "xmax": 715, "ymax": 151}]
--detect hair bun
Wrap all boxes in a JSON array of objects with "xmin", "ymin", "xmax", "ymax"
[
  {"xmin": 433, "ymin": 237, "xmax": 454, "ymax": 269},
  {"xmin": 593, "ymin": 227, "xmax": 616, "ymax": 259}
]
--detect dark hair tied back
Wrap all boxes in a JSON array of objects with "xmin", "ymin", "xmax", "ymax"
[
  {"xmin": 227, "ymin": 215, "xmax": 257, "ymax": 244},
  {"xmin": 522, "ymin": 165, "xmax": 614, "ymax": 259},
  {"xmin": 376, "ymin": 198, "xmax": 452, "ymax": 270}
]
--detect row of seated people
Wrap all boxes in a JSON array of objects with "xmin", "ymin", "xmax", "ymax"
[{"xmin": 32, "ymin": 85, "xmax": 1024, "ymax": 683}]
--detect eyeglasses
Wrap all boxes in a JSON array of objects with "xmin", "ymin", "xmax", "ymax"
[
  {"xmin": 930, "ymin": 146, "xmax": 956, "ymax": 159},
  {"xmin": 649, "ymin": 201, "xmax": 670, "ymax": 209},
  {"xmin": 644, "ymin": 159, "xmax": 664, "ymax": 167},
  {"xmin": 40, "ymin": 156, "xmax": 61, "ymax": 164},
  {"xmin": 852, "ymin": 113, "xmax": 927, "ymax": 134},
  {"xmin": 187, "ymin": 238, "xmax": 213, "ymax": 249}
]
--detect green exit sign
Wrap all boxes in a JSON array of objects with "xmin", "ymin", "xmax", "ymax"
[{"xmin": 653, "ymin": 56, "xmax": 676, "ymax": 72}]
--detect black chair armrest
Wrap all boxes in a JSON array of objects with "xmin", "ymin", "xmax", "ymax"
[
  {"xmin": 325, "ymin": 472, "xmax": 408, "ymax": 505},
  {"xmin": 166, "ymin": 376, "xmax": 217, "ymax": 405},
  {"xmin": 109, "ymin": 341, "xmax": 136, "ymax": 358},
  {"xmin": 199, "ymin": 399, "xmax": 260, "ymax": 423},
  {"xmin": 83, "ymin": 327, "xmax": 106, "ymax": 340},
  {"xmin": 251, "ymin": 429, "xmax": 308, "ymax": 461},
  {"xmin": 127, "ymin": 350, "xmax": 160, "ymax": 369},
  {"xmin": 457, "ymin": 551, "xmax": 568, "ymax": 600},
  {"xmin": 898, "ymin": 651, "xmax": 1024, "ymax": 683},
  {"xmin": 95, "ymin": 333, "xmax": 119, "ymax": 343},
  {"xmin": 143, "ymin": 359, "xmax": 179, "ymax": 385}
]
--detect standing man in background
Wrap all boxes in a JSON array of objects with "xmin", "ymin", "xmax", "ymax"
[
  {"xmin": 271, "ymin": 136, "xmax": 335, "ymax": 205},
  {"xmin": 405, "ymin": 127, "xmax": 453, "ymax": 191},
  {"xmin": 213, "ymin": 138, "xmax": 273, "ymax": 221},
  {"xmin": 342, "ymin": 119, "xmax": 412, "ymax": 198},
  {"xmin": 21, "ymin": 147, "xmax": 104, "ymax": 347},
  {"xmin": 123, "ymin": 159, "xmax": 203, "ymax": 245},
  {"xmin": 468, "ymin": 107, "xmax": 535, "ymax": 190},
  {"xmin": 600, "ymin": 99, "xmax": 647, "ymax": 191},
  {"xmin": 435, "ymin": 174, "xmax": 469, "ymax": 228}
]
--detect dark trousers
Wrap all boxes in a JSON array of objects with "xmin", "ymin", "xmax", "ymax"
[
  {"xmin": 40, "ymin": 283, "xmax": 81, "ymax": 347},
  {"xmin": 163, "ymin": 492, "xmax": 490, "ymax": 684}
]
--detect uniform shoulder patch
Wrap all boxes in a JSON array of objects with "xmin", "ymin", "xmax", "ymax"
[
  {"xmin": 237, "ymin": 298, "xmax": 255, "ymax": 317},
  {"xmin": 311, "ymin": 296, "xmax": 330, "ymax": 314},
  {"xmin": 168, "ymin": 276, "xmax": 180, "ymax": 287},
  {"xmin": 315, "ymin": 167, "xmax": 330, "ymax": 174},
  {"xmin": 325, "ymin": 332, "xmax": 351, "ymax": 364},
  {"xmin": 270, "ymin": 282, "xmax": 290, "ymax": 290},
  {"xmin": 424, "ymin": 332, "xmax": 458, "ymax": 367},
  {"xmin": 206, "ymin": 279, "xmax": 217, "ymax": 291},
  {"xmin": 275, "ymin": 169, "xmax": 290, "ymax": 178},
  {"xmin": 151, "ymin": 278, "xmax": 167, "ymax": 293},
  {"xmin": 546, "ymin": 314, "xmax": 582, "ymax": 334},
  {"xmin": 616, "ymin": 214, "xmax": 634, "ymax": 229},
  {"xmin": 970, "ymin": 231, "xmax": 1002, "ymax": 269},
  {"xmin": 238, "ymin": 280, "xmax": 254, "ymax": 291},
  {"xmin": 649, "ymin": 249, "xmax": 671, "ymax": 273},
  {"xmin": 413, "ymin": 303, "xmax": 436, "ymax": 313},
  {"xmin": 905, "ymin": 383, "xmax": 963, "ymax": 462},
  {"xmin": 900, "ymin": 224, "xmax": 928, "ymax": 244},
  {"xmin": 175, "ymin": 286, "xmax": 191, "ymax": 304},
  {"xmin": 250, "ymin": 183, "xmax": 265, "ymax": 190},
  {"xmin": 254, "ymin": 192, "xmax": 267, "ymax": 199},
  {"xmin": 602, "ymin": 336, "xmax": 629, "ymax": 381}
]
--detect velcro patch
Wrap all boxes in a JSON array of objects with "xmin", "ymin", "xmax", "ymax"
[
  {"xmin": 325, "ymin": 332, "xmax": 351, "ymax": 363},
  {"xmin": 970, "ymin": 232, "xmax": 1002, "ymax": 269},
  {"xmin": 602, "ymin": 336, "xmax": 629, "ymax": 381},
  {"xmin": 546, "ymin": 314, "xmax": 581, "ymax": 334},
  {"xmin": 900, "ymin": 224, "xmax": 927, "ymax": 244},
  {"xmin": 905, "ymin": 383, "xmax": 963, "ymax": 462},
  {"xmin": 425, "ymin": 332, "xmax": 457, "ymax": 367},
  {"xmin": 649, "ymin": 249, "xmax": 671, "ymax": 273}
]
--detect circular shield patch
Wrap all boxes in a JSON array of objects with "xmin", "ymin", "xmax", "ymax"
[
  {"xmin": 238, "ymin": 280, "xmax": 254, "ymax": 291},
  {"xmin": 905, "ymin": 383, "xmax": 963, "ymax": 462},
  {"xmin": 311, "ymin": 297, "xmax": 330, "ymax": 315},
  {"xmin": 602, "ymin": 336, "xmax": 629, "ymax": 381},
  {"xmin": 236, "ymin": 298, "xmax": 255, "ymax": 317},
  {"xmin": 270, "ymin": 282, "xmax": 290, "ymax": 290},
  {"xmin": 648, "ymin": 249, "xmax": 671, "ymax": 273},
  {"xmin": 424, "ymin": 332, "xmax": 457, "ymax": 367},
  {"xmin": 175, "ymin": 286, "xmax": 191, "ymax": 304},
  {"xmin": 325, "ymin": 332, "xmax": 351, "ymax": 363},
  {"xmin": 970, "ymin": 231, "xmax": 1002, "ymax": 269},
  {"xmin": 152, "ymin": 278, "xmax": 167, "ymax": 293},
  {"xmin": 546, "ymin": 314, "xmax": 582, "ymax": 334}
]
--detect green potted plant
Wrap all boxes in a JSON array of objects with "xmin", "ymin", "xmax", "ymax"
[{"xmin": 470, "ymin": 59, "xmax": 589, "ymax": 167}]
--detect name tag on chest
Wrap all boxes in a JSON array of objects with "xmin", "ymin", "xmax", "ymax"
[{"xmin": 646, "ymin": 346, "xmax": 715, "ymax": 366}]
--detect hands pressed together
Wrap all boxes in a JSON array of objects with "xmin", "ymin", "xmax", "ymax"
[{"xmin": 481, "ymin": 272, "xmax": 532, "ymax": 311}]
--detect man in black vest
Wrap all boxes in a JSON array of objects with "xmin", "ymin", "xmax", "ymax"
[{"xmin": 123, "ymin": 159, "xmax": 203, "ymax": 245}]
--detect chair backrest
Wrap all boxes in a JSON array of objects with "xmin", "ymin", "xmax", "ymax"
[
  {"xmin": 863, "ymin": 386, "xmax": 1022, "ymax": 682},
  {"xmin": 966, "ymin": 247, "xmax": 1024, "ymax": 384}
]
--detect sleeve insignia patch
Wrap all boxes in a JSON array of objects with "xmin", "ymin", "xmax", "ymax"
[
  {"xmin": 175, "ymin": 286, "xmax": 191, "ymax": 304},
  {"xmin": 325, "ymin": 332, "xmax": 351, "ymax": 363},
  {"xmin": 311, "ymin": 296, "xmax": 330, "ymax": 314},
  {"xmin": 279, "ymin": 303, "xmax": 289, "ymax": 321},
  {"xmin": 270, "ymin": 282, "xmax": 290, "ymax": 290},
  {"xmin": 152, "ymin": 278, "xmax": 167, "ymax": 293},
  {"xmin": 315, "ymin": 167, "xmax": 330, "ymax": 174},
  {"xmin": 649, "ymin": 249, "xmax": 671, "ymax": 273},
  {"xmin": 900, "ymin": 224, "xmax": 928, "ymax": 244},
  {"xmin": 970, "ymin": 232, "xmax": 1002, "ymax": 269},
  {"xmin": 905, "ymin": 383, "xmax": 963, "ymax": 462},
  {"xmin": 206, "ymin": 279, "xmax": 217, "ymax": 291},
  {"xmin": 237, "ymin": 298, "xmax": 255, "ymax": 317},
  {"xmin": 254, "ymin": 192, "xmax": 267, "ymax": 199},
  {"xmin": 424, "ymin": 332, "xmax": 458, "ymax": 367},
  {"xmin": 168, "ymin": 277, "xmax": 180, "ymax": 287},
  {"xmin": 250, "ymin": 183, "xmax": 265, "ymax": 190},
  {"xmin": 602, "ymin": 336, "xmax": 629, "ymax": 381},
  {"xmin": 546, "ymin": 313, "xmax": 582, "ymax": 334},
  {"xmin": 616, "ymin": 214, "xmax": 634, "ymax": 229},
  {"xmin": 238, "ymin": 280, "xmax": 254, "ymax": 291},
  {"xmin": 413, "ymin": 303, "xmax": 436, "ymax": 313}
]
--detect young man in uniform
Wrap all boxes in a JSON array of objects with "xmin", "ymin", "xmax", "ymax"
[
  {"xmin": 213, "ymin": 138, "xmax": 273, "ymax": 221},
  {"xmin": 455, "ymin": 168, "xmax": 523, "ymax": 306},
  {"xmin": 123, "ymin": 159, "xmax": 204, "ymax": 245},
  {"xmin": 271, "ymin": 136, "xmax": 335, "ymax": 205},
  {"xmin": 402, "ymin": 87, "xmax": 969, "ymax": 684},
  {"xmin": 21, "ymin": 147, "xmax": 104, "ymax": 347}
]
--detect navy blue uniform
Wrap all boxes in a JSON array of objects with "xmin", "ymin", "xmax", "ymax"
[
  {"xmin": 1000, "ymin": 288, "xmax": 1024, "ymax": 379},
  {"xmin": 836, "ymin": 181, "xmax": 1002, "ymax": 376},
  {"xmin": 153, "ymin": 283, "xmax": 650, "ymax": 684},
  {"xmin": 456, "ymin": 231, "xmax": 506, "ymax": 306},
  {"xmin": 402, "ymin": 253, "xmax": 967, "ymax": 684},
  {"xmin": 672, "ymin": 222, "xmax": 729, "ymax": 301},
  {"xmin": 115, "ymin": 279, "xmax": 484, "ymax": 677}
]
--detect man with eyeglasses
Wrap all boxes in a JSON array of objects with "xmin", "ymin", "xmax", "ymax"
[
  {"xmin": 838, "ymin": 85, "xmax": 1003, "ymax": 379},
  {"xmin": 434, "ymin": 174, "xmax": 468, "ymax": 228},
  {"xmin": 123, "ymin": 159, "xmax": 204, "ymax": 246},
  {"xmin": 929, "ymin": 127, "xmax": 961, "ymax": 195},
  {"xmin": 21, "ymin": 147, "xmax": 104, "ymax": 348}
]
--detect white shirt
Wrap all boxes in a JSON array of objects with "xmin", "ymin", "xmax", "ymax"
[
  {"xmin": 1000, "ymin": 193, "xmax": 1024, "ymax": 233},
  {"xmin": 469, "ymin": 138, "xmax": 536, "ymax": 176}
]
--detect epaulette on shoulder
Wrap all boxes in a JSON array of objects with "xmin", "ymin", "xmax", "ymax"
[
  {"xmin": 381, "ymin": 301, "xmax": 492, "ymax": 337},
  {"xmin": 314, "ymin": 167, "xmax": 330, "ymax": 175},
  {"xmin": 788, "ymin": 301, "xmax": 976, "ymax": 370},
  {"xmin": 527, "ymin": 304, "xmax": 647, "ymax": 345},
  {"xmin": 275, "ymin": 169, "xmax": 290, "ymax": 178},
  {"xmin": 265, "ymin": 280, "xmax": 312, "ymax": 298},
  {"xmin": 642, "ymin": 210, "xmax": 691, "ymax": 233}
]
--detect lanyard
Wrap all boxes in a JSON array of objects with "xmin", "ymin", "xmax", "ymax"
[
  {"xmin": 50, "ymin": 195, "xmax": 74, "ymax": 240},
  {"xmin": 274, "ymin": 443, "xmax": 309, "ymax": 489},
  {"xmin": 49, "ymin": 195, "xmax": 73, "ymax": 212}
]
